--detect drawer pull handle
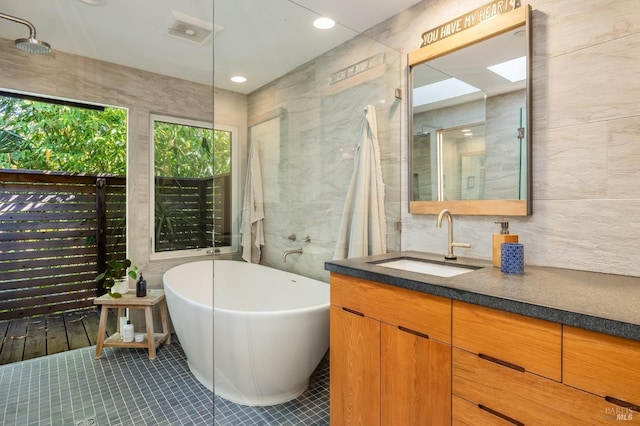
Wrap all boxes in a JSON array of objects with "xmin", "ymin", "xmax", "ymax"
[
  {"xmin": 478, "ymin": 404, "xmax": 525, "ymax": 426},
  {"xmin": 397, "ymin": 326, "xmax": 429, "ymax": 340},
  {"xmin": 605, "ymin": 396, "xmax": 640, "ymax": 412},
  {"xmin": 478, "ymin": 353, "xmax": 525, "ymax": 373},
  {"xmin": 342, "ymin": 307, "xmax": 364, "ymax": 317}
]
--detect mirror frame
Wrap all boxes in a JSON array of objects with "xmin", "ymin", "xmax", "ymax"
[{"xmin": 408, "ymin": 5, "xmax": 532, "ymax": 216}]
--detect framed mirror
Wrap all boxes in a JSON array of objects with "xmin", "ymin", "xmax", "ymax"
[{"xmin": 408, "ymin": 5, "xmax": 531, "ymax": 215}]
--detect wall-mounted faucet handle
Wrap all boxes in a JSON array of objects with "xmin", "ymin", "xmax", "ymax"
[
  {"xmin": 288, "ymin": 234, "xmax": 296, "ymax": 241},
  {"xmin": 301, "ymin": 236, "xmax": 311, "ymax": 243}
]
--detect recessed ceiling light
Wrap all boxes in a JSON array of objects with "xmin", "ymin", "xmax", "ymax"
[
  {"xmin": 231, "ymin": 76, "xmax": 247, "ymax": 83},
  {"xmin": 313, "ymin": 17, "xmax": 335, "ymax": 30}
]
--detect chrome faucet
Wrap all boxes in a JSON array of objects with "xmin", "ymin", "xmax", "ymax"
[
  {"xmin": 436, "ymin": 209, "xmax": 471, "ymax": 260},
  {"xmin": 282, "ymin": 247, "xmax": 303, "ymax": 263}
]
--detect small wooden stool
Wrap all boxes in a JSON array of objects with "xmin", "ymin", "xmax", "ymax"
[{"xmin": 94, "ymin": 289, "xmax": 171, "ymax": 360}]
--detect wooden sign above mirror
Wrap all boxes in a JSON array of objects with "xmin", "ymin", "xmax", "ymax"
[{"xmin": 408, "ymin": 4, "xmax": 531, "ymax": 216}]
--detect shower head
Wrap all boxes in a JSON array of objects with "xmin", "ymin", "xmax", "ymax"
[
  {"xmin": 0, "ymin": 12, "xmax": 51, "ymax": 54},
  {"xmin": 15, "ymin": 37, "xmax": 51, "ymax": 54}
]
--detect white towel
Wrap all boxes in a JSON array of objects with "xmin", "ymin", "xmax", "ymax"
[
  {"xmin": 241, "ymin": 141, "xmax": 265, "ymax": 263},
  {"xmin": 334, "ymin": 105, "xmax": 387, "ymax": 260}
]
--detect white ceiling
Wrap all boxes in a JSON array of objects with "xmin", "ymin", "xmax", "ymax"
[{"xmin": 0, "ymin": 0, "xmax": 421, "ymax": 95}]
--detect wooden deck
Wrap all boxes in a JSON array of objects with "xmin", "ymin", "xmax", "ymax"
[{"xmin": 0, "ymin": 308, "xmax": 118, "ymax": 365}]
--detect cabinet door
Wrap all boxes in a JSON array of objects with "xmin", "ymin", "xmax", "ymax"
[
  {"xmin": 381, "ymin": 323, "xmax": 451, "ymax": 426},
  {"xmin": 330, "ymin": 305, "xmax": 380, "ymax": 426},
  {"xmin": 564, "ymin": 326, "xmax": 640, "ymax": 411}
]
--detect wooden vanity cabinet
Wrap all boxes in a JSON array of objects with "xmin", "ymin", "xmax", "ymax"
[
  {"xmin": 330, "ymin": 273, "xmax": 640, "ymax": 425},
  {"xmin": 329, "ymin": 273, "xmax": 451, "ymax": 426},
  {"xmin": 563, "ymin": 326, "xmax": 640, "ymax": 416}
]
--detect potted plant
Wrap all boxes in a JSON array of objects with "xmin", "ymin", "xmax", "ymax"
[{"xmin": 95, "ymin": 258, "xmax": 139, "ymax": 298}]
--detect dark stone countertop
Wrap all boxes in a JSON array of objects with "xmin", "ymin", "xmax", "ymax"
[{"xmin": 325, "ymin": 251, "xmax": 640, "ymax": 342}]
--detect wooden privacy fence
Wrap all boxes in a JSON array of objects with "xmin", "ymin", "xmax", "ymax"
[
  {"xmin": 0, "ymin": 170, "xmax": 125, "ymax": 321},
  {"xmin": 155, "ymin": 176, "xmax": 214, "ymax": 253}
]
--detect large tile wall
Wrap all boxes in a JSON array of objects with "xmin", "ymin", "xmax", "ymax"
[
  {"xmin": 371, "ymin": 0, "xmax": 640, "ymax": 277},
  {"xmin": 245, "ymin": 36, "xmax": 403, "ymax": 281}
]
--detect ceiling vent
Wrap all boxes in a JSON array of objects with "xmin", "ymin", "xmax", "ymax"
[{"xmin": 162, "ymin": 10, "xmax": 216, "ymax": 45}]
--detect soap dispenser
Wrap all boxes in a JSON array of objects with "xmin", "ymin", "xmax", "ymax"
[
  {"xmin": 122, "ymin": 320, "xmax": 134, "ymax": 343},
  {"xmin": 493, "ymin": 221, "xmax": 518, "ymax": 268},
  {"xmin": 136, "ymin": 274, "xmax": 147, "ymax": 297}
]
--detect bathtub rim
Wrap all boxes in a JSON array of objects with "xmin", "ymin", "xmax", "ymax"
[
  {"xmin": 163, "ymin": 259, "xmax": 213, "ymax": 311},
  {"xmin": 163, "ymin": 275, "xmax": 212, "ymax": 311},
  {"xmin": 215, "ymin": 302, "xmax": 329, "ymax": 317},
  {"xmin": 163, "ymin": 260, "xmax": 330, "ymax": 316}
]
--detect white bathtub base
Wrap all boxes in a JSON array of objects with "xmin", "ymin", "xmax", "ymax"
[
  {"xmin": 188, "ymin": 360, "xmax": 213, "ymax": 392},
  {"xmin": 215, "ymin": 373, "xmax": 309, "ymax": 406}
]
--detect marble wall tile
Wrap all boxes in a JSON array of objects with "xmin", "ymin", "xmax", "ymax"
[
  {"xmin": 531, "ymin": 0, "xmax": 640, "ymax": 61},
  {"xmin": 520, "ymin": 199, "xmax": 640, "ymax": 276},
  {"xmin": 532, "ymin": 122, "xmax": 608, "ymax": 200},
  {"xmin": 546, "ymin": 33, "xmax": 640, "ymax": 128},
  {"xmin": 246, "ymin": 34, "xmax": 403, "ymax": 279},
  {"xmin": 608, "ymin": 116, "xmax": 640, "ymax": 199}
]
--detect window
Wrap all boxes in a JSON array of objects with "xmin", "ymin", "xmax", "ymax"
[
  {"xmin": 0, "ymin": 91, "xmax": 126, "ymax": 173},
  {"xmin": 151, "ymin": 114, "xmax": 214, "ymax": 257},
  {"xmin": 150, "ymin": 115, "xmax": 238, "ymax": 257}
]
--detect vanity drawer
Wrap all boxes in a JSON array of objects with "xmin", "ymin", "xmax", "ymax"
[
  {"xmin": 563, "ymin": 326, "xmax": 640, "ymax": 411},
  {"xmin": 453, "ymin": 348, "xmax": 639, "ymax": 425},
  {"xmin": 452, "ymin": 300, "xmax": 561, "ymax": 381},
  {"xmin": 330, "ymin": 273, "xmax": 451, "ymax": 343},
  {"xmin": 452, "ymin": 395, "xmax": 515, "ymax": 426}
]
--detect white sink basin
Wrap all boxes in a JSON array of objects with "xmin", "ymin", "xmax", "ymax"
[{"xmin": 372, "ymin": 257, "xmax": 480, "ymax": 277}]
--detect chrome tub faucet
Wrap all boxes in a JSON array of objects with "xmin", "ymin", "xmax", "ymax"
[{"xmin": 282, "ymin": 248, "xmax": 303, "ymax": 263}]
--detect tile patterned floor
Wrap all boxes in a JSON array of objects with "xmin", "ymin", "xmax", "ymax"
[
  {"xmin": 213, "ymin": 356, "xmax": 329, "ymax": 426},
  {"xmin": 0, "ymin": 336, "xmax": 330, "ymax": 426},
  {"xmin": 0, "ymin": 337, "xmax": 213, "ymax": 426}
]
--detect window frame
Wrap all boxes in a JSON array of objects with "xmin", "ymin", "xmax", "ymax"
[
  {"xmin": 212, "ymin": 123, "xmax": 240, "ymax": 255},
  {"xmin": 149, "ymin": 114, "xmax": 239, "ymax": 259}
]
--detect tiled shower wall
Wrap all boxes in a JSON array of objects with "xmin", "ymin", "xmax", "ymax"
[{"xmin": 246, "ymin": 36, "xmax": 403, "ymax": 282}]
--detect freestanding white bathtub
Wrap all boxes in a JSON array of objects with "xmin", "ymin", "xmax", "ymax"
[{"xmin": 163, "ymin": 260, "xmax": 330, "ymax": 406}]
